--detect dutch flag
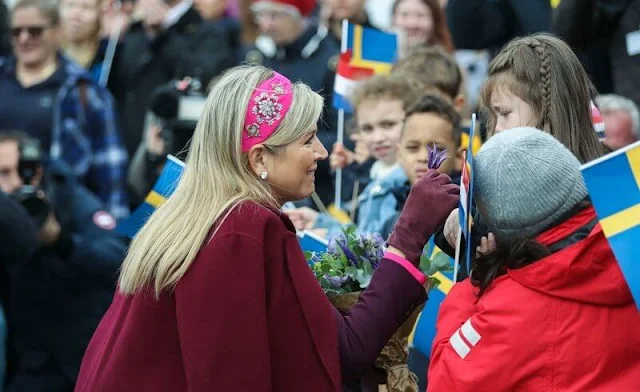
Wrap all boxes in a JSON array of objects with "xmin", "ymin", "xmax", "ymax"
[{"xmin": 332, "ymin": 51, "xmax": 374, "ymax": 113}]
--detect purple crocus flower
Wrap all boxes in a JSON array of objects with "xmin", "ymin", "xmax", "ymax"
[
  {"xmin": 337, "ymin": 238, "xmax": 359, "ymax": 266},
  {"xmin": 427, "ymin": 143, "xmax": 449, "ymax": 170}
]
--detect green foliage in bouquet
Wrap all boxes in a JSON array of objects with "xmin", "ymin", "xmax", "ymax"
[{"xmin": 306, "ymin": 226, "xmax": 454, "ymax": 296}]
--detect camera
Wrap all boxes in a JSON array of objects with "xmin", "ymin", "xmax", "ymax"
[
  {"xmin": 10, "ymin": 138, "xmax": 50, "ymax": 228},
  {"xmin": 149, "ymin": 77, "xmax": 207, "ymax": 157}
]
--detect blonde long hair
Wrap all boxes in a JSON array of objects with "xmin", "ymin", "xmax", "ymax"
[{"xmin": 119, "ymin": 66, "xmax": 323, "ymax": 297}]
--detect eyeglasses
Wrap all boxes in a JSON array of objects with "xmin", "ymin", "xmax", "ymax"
[{"xmin": 10, "ymin": 25, "xmax": 50, "ymax": 39}]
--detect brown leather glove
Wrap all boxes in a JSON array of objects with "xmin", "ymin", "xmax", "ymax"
[{"xmin": 387, "ymin": 170, "xmax": 460, "ymax": 265}]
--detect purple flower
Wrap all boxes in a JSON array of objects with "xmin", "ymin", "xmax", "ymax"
[
  {"xmin": 327, "ymin": 233, "xmax": 345, "ymax": 255},
  {"xmin": 337, "ymin": 238, "xmax": 359, "ymax": 266},
  {"xmin": 371, "ymin": 232, "xmax": 384, "ymax": 246},
  {"xmin": 324, "ymin": 274, "xmax": 348, "ymax": 289},
  {"xmin": 427, "ymin": 143, "xmax": 449, "ymax": 170}
]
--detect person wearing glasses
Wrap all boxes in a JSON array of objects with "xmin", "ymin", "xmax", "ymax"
[{"xmin": 0, "ymin": 0, "xmax": 129, "ymax": 221}]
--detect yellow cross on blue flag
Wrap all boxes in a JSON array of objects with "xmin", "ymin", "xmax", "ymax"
[
  {"xmin": 581, "ymin": 140, "xmax": 640, "ymax": 308},
  {"xmin": 117, "ymin": 155, "xmax": 185, "ymax": 238},
  {"xmin": 345, "ymin": 23, "xmax": 397, "ymax": 75}
]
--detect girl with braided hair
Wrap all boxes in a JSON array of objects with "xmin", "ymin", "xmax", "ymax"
[{"xmin": 435, "ymin": 33, "xmax": 611, "ymax": 279}]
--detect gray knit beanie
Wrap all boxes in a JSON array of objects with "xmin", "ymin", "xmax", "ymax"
[{"xmin": 474, "ymin": 127, "xmax": 588, "ymax": 241}]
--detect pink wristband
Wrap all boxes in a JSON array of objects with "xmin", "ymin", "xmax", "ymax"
[{"xmin": 384, "ymin": 251, "xmax": 427, "ymax": 285}]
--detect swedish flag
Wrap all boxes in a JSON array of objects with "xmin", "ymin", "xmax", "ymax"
[
  {"xmin": 117, "ymin": 155, "xmax": 185, "ymax": 238},
  {"xmin": 581, "ymin": 140, "xmax": 640, "ymax": 308},
  {"xmin": 345, "ymin": 23, "xmax": 397, "ymax": 75}
]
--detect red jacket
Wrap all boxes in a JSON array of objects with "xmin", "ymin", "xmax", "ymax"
[
  {"xmin": 428, "ymin": 207, "xmax": 640, "ymax": 391},
  {"xmin": 75, "ymin": 201, "xmax": 427, "ymax": 391}
]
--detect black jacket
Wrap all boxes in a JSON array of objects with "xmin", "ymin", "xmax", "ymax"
[
  {"xmin": 3, "ymin": 161, "xmax": 126, "ymax": 388},
  {"xmin": 0, "ymin": 1, "xmax": 9, "ymax": 58},
  {"xmin": 552, "ymin": 0, "xmax": 640, "ymax": 107},
  {"xmin": 112, "ymin": 10, "xmax": 238, "ymax": 156},
  {"xmin": 446, "ymin": 0, "xmax": 551, "ymax": 53}
]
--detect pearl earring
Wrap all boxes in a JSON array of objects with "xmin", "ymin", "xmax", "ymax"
[{"xmin": 260, "ymin": 171, "xmax": 268, "ymax": 180}]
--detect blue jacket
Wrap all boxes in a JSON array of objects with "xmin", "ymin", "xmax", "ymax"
[
  {"xmin": 0, "ymin": 54, "xmax": 129, "ymax": 220},
  {"xmin": 3, "ymin": 160, "xmax": 126, "ymax": 387},
  {"xmin": 316, "ymin": 165, "xmax": 409, "ymax": 237}
]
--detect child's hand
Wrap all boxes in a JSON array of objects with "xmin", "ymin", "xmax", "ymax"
[
  {"xmin": 329, "ymin": 142, "xmax": 354, "ymax": 170},
  {"xmin": 285, "ymin": 207, "xmax": 319, "ymax": 231},
  {"xmin": 476, "ymin": 233, "xmax": 497, "ymax": 258}
]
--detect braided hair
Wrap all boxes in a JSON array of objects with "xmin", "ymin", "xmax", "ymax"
[{"xmin": 480, "ymin": 33, "xmax": 608, "ymax": 164}]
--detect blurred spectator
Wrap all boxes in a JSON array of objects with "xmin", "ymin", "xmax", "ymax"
[
  {"xmin": 59, "ymin": 0, "xmax": 111, "ymax": 84},
  {"xmin": 1, "ymin": 1, "xmax": 9, "ymax": 56},
  {"xmin": 0, "ymin": 190, "xmax": 39, "ymax": 392},
  {"xmin": 237, "ymin": 0, "xmax": 260, "ymax": 43},
  {"xmin": 242, "ymin": 0, "xmax": 339, "ymax": 207},
  {"xmin": 553, "ymin": 0, "xmax": 640, "ymax": 109},
  {"xmin": 0, "ymin": 0, "xmax": 129, "ymax": 219},
  {"xmin": 446, "ymin": 0, "xmax": 550, "ymax": 54},
  {"xmin": 0, "ymin": 131, "xmax": 126, "ymax": 392},
  {"xmin": 110, "ymin": 0, "xmax": 216, "ymax": 157},
  {"xmin": 321, "ymin": 0, "xmax": 377, "ymax": 45},
  {"xmin": 596, "ymin": 94, "xmax": 640, "ymax": 150},
  {"xmin": 392, "ymin": 0, "xmax": 453, "ymax": 56}
]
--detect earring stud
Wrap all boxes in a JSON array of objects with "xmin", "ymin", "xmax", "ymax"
[{"xmin": 260, "ymin": 171, "xmax": 268, "ymax": 180}]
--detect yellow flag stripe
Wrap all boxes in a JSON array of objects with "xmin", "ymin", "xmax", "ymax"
[
  {"xmin": 351, "ymin": 25, "xmax": 394, "ymax": 75},
  {"xmin": 626, "ymin": 147, "xmax": 640, "ymax": 190},
  {"xmin": 433, "ymin": 271, "xmax": 453, "ymax": 295},
  {"xmin": 145, "ymin": 191, "xmax": 166, "ymax": 208},
  {"xmin": 600, "ymin": 203, "xmax": 640, "ymax": 237}
]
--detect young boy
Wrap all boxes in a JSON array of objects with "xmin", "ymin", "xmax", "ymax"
[
  {"xmin": 287, "ymin": 74, "xmax": 420, "ymax": 236},
  {"xmin": 381, "ymin": 94, "xmax": 462, "ymax": 238}
]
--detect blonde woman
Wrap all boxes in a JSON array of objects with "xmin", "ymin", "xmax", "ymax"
[{"xmin": 75, "ymin": 65, "xmax": 459, "ymax": 391}]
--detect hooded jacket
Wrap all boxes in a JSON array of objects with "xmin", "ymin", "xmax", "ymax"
[{"xmin": 427, "ymin": 206, "xmax": 640, "ymax": 391}]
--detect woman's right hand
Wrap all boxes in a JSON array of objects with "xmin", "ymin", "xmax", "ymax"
[{"xmin": 387, "ymin": 170, "xmax": 460, "ymax": 265}]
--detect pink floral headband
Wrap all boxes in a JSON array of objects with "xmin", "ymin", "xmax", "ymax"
[{"xmin": 242, "ymin": 72, "xmax": 293, "ymax": 152}]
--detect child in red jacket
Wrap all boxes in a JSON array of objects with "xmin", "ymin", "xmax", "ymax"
[{"xmin": 428, "ymin": 127, "xmax": 640, "ymax": 391}]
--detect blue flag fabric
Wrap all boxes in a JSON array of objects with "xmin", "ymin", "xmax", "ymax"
[
  {"xmin": 117, "ymin": 155, "xmax": 185, "ymax": 238},
  {"xmin": 581, "ymin": 140, "xmax": 640, "ymax": 308}
]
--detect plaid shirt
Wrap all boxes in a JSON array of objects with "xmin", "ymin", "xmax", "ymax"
[{"xmin": 0, "ymin": 55, "xmax": 129, "ymax": 220}]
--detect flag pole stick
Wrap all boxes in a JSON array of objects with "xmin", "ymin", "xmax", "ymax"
[
  {"xmin": 453, "ymin": 225, "xmax": 462, "ymax": 283},
  {"xmin": 99, "ymin": 2, "xmax": 124, "ymax": 88},
  {"xmin": 334, "ymin": 19, "xmax": 349, "ymax": 211}
]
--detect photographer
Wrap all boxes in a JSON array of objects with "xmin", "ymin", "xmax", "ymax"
[
  {"xmin": 127, "ymin": 77, "xmax": 205, "ymax": 205},
  {"xmin": 0, "ymin": 132, "xmax": 126, "ymax": 392}
]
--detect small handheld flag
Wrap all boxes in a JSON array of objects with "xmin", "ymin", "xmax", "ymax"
[
  {"xmin": 581, "ymin": 140, "xmax": 640, "ymax": 308},
  {"xmin": 454, "ymin": 114, "xmax": 476, "ymax": 281},
  {"xmin": 117, "ymin": 155, "xmax": 185, "ymax": 238}
]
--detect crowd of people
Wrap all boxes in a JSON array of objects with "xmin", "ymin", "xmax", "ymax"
[{"xmin": 1, "ymin": 0, "xmax": 640, "ymax": 391}]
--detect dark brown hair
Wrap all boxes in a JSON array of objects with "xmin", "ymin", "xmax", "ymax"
[
  {"xmin": 480, "ymin": 33, "xmax": 608, "ymax": 163},
  {"xmin": 392, "ymin": 0, "xmax": 454, "ymax": 52},
  {"xmin": 471, "ymin": 239, "xmax": 551, "ymax": 297},
  {"xmin": 351, "ymin": 74, "xmax": 421, "ymax": 112},
  {"xmin": 391, "ymin": 45, "xmax": 462, "ymax": 100},
  {"xmin": 405, "ymin": 94, "xmax": 462, "ymax": 146}
]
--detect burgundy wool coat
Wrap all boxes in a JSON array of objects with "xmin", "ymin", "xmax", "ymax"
[{"xmin": 74, "ymin": 201, "xmax": 427, "ymax": 391}]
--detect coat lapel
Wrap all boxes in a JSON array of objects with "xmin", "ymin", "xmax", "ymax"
[{"xmin": 283, "ymin": 234, "xmax": 342, "ymax": 390}]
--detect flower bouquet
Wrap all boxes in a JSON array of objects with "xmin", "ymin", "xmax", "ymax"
[
  {"xmin": 306, "ymin": 144, "xmax": 453, "ymax": 391},
  {"xmin": 306, "ymin": 227, "xmax": 453, "ymax": 392}
]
